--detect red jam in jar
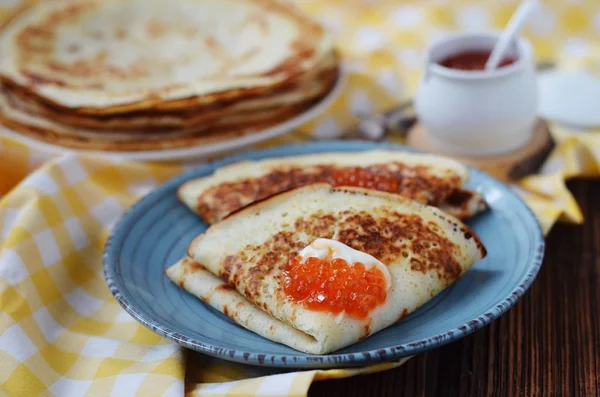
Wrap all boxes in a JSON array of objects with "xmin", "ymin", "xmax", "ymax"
[{"xmin": 439, "ymin": 50, "xmax": 516, "ymax": 71}]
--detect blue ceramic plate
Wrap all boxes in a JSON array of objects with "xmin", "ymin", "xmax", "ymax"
[{"xmin": 103, "ymin": 141, "xmax": 544, "ymax": 368}]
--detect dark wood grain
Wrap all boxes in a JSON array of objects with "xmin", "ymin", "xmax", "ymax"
[{"xmin": 310, "ymin": 179, "xmax": 600, "ymax": 397}]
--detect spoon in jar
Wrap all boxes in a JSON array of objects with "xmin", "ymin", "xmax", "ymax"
[{"xmin": 485, "ymin": 0, "xmax": 539, "ymax": 70}]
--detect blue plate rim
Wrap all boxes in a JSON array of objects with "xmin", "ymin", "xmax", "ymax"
[{"xmin": 103, "ymin": 140, "xmax": 545, "ymax": 368}]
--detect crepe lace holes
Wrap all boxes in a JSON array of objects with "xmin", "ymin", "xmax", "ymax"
[
  {"xmin": 402, "ymin": 251, "xmax": 409, "ymax": 258},
  {"xmin": 410, "ymin": 258, "xmax": 424, "ymax": 271},
  {"xmin": 430, "ymin": 226, "xmax": 440, "ymax": 233},
  {"xmin": 408, "ymin": 235, "xmax": 415, "ymax": 240},
  {"xmin": 423, "ymin": 242, "xmax": 431, "ymax": 249}
]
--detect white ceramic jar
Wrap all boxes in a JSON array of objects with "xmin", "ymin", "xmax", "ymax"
[{"xmin": 414, "ymin": 32, "xmax": 538, "ymax": 157}]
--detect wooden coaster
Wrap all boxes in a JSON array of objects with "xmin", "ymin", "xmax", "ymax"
[{"xmin": 407, "ymin": 120, "xmax": 554, "ymax": 182}]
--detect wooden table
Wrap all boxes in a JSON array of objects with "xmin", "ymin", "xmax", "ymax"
[{"xmin": 310, "ymin": 180, "xmax": 600, "ymax": 397}]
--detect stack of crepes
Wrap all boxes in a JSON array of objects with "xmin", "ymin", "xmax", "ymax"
[{"xmin": 0, "ymin": 0, "xmax": 338, "ymax": 151}]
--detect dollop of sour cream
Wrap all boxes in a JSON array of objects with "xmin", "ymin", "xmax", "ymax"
[{"xmin": 297, "ymin": 238, "xmax": 392, "ymax": 291}]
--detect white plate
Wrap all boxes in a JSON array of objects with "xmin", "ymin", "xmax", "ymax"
[{"xmin": 0, "ymin": 70, "xmax": 346, "ymax": 162}]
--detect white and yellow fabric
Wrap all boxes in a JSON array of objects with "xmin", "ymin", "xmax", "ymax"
[{"xmin": 1, "ymin": 0, "xmax": 599, "ymax": 396}]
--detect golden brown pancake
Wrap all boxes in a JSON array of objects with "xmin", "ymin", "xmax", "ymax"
[
  {"xmin": 178, "ymin": 150, "xmax": 488, "ymax": 224},
  {"xmin": 168, "ymin": 184, "xmax": 487, "ymax": 354},
  {"xmin": 0, "ymin": 0, "xmax": 340, "ymax": 152},
  {"xmin": 0, "ymin": 0, "xmax": 333, "ymax": 114},
  {"xmin": 1, "ymin": 61, "xmax": 338, "ymax": 131},
  {"xmin": 0, "ymin": 96, "xmax": 324, "ymax": 151}
]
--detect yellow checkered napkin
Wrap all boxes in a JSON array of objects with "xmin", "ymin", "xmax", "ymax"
[
  {"xmin": 0, "ymin": 157, "xmax": 185, "ymax": 396},
  {"xmin": 0, "ymin": 149, "xmax": 411, "ymax": 396}
]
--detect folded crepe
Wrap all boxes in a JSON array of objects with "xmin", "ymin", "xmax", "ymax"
[
  {"xmin": 178, "ymin": 150, "xmax": 488, "ymax": 224},
  {"xmin": 167, "ymin": 184, "xmax": 487, "ymax": 354}
]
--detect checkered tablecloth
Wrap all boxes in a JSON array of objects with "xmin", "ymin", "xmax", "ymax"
[{"xmin": 1, "ymin": 0, "xmax": 599, "ymax": 396}]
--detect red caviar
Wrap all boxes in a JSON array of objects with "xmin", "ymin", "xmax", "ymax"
[
  {"xmin": 283, "ymin": 256, "xmax": 388, "ymax": 320},
  {"xmin": 329, "ymin": 167, "xmax": 398, "ymax": 193}
]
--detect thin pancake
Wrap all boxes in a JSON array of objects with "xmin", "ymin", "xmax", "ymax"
[
  {"xmin": 0, "ymin": 94, "xmax": 323, "ymax": 150},
  {"xmin": 0, "ymin": 84, "xmax": 328, "ymax": 138},
  {"xmin": 1, "ymin": 59, "xmax": 337, "ymax": 130},
  {"xmin": 177, "ymin": 184, "xmax": 486, "ymax": 354},
  {"xmin": 0, "ymin": 0, "xmax": 332, "ymax": 113},
  {"xmin": 439, "ymin": 189, "xmax": 488, "ymax": 221},
  {"xmin": 177, "ymin": 150, "xmax": 487, "ymax": 224},
  {"xmin": 166, "ymin": 257, "xmax": 322, "ymax": 353}
]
